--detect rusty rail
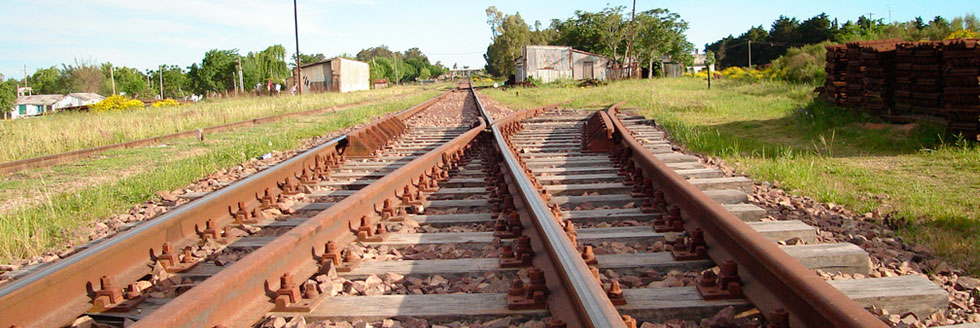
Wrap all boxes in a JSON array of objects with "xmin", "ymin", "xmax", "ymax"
[
  {"xmin": 0, "ymin": 90, "xmax": 447, "ymax": 328},
  {"xmin": 0, "ymin": 90, "xmax": 423, "ymax": 176},
  {"xmin": 128, "ymin": 89, "xmax": 484, "ymax": 327},
  {"xmin": 600, "ymin": 102, "xmax": 886, "ymax": 328},
  {"xmin": 475, "ymin": 90, "xmax": 624, "ymax": 328}
]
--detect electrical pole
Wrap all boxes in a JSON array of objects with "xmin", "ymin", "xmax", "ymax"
[
  {"xmin": 626, "ymin": 0, "xmax": 636, "ymax": 78},
  {"xmin": 238, "ymin": 57, "xmax": 245, "ymax": 94},
  {"xmin": 747, "ymin": 40, "xmax": 752, "ymax": 68},
  {"xmin": 293, "ymin": 0, "xmax": 302, "ymax": 95},
  {"xmin": 159, "ymin": 65, "xmax": 164, "ymax": 99},
  {"xmin": 110, "ymin": 65, "xmax": 116, "ymax": 95},
  {"xmin": 393, "ymin": 53, "xmax": 398, "ymax": 84}
]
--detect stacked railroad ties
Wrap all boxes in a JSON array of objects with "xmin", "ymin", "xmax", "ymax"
[{"xmin": 823, "ymin": 39, "xmax": 980, "ymax": 136}]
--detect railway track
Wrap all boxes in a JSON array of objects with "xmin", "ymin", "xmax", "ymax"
[{"xmin": 0, "ymin": 84, "xmax": 954, "ymax": 328}]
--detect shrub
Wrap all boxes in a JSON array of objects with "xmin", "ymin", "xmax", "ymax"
[
  {"xmin": 768, "ymin": 42, "xmax": 828, "ymax": 85},
  {"xmin": 90, "ymin": 95, "xmax": 145, "ymax": 112},
  {"xmin": 151, "ymin": 99, "xmax": 180, "ymax": 108}
]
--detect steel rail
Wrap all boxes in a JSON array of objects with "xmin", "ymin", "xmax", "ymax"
[
  {"xmin": 0, "ymin": 90, "xmax": 425, "ymax": 176},
  {"xmin": 131, "ymin": 94, "xmax": 486, "ymax": 327},
  {"xmin": 475, "ymin": 91, "xmax": 624, "ymax": 328},
  {"xmin": 0, "ymin": 90, "xmax": 451, "ymax": 328},
  {"xmin": 602, "ymin": 102, "xmax": 886, "ymax": 328}
]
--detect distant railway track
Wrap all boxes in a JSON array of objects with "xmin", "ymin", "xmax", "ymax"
[{"xmin": 0, "ymin": 83, "xmax": 952, "ymax": 328}]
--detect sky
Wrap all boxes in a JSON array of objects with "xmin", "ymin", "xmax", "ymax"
[{"xmin": 0, "ymin": 0, "xmax": 977, "ymax": 80}]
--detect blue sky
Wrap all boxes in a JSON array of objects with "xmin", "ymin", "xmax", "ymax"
[{"xmin": 0, "ymin": 0, "xmax": 976, "ymax": 79}]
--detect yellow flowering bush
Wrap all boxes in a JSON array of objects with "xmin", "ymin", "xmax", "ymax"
[
  {"xmin": 90, "ymin": 95, "xmax": 145, "ymax": 112},
  {"xmin": 151, "ymin": 99, "xmax": 180, "ymax": 108}
]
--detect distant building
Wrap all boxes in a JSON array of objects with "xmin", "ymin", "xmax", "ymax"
[
  {"xmin": 7, "ymin": 94, "xmax": 64, "ymax": 119},
  {"xmin": 296, "ymin": 57, "xmax": 369, "ymax": 93},
  {"xmin": 687, "ymin": 51, "xmax": 714, "ymax": 73},
  {"xmin": 448, "ymin": 68, "xmax": 482, "ymax": 79},
  {"xmin": 54, "ymin": 92, "xmax": 105, "ymax": 110},
  {"xmin": 514, "ymin": 45, "xmax": 612, "ymax": 83}
]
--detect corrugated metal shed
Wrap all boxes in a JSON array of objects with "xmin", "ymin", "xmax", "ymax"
[
  {"xmin": 514, "ymin": 45, "xmax": 612, "ymax": 83},
  {"xmin": 299, "ymin": 57, "xmax": 369, "ymax": 93}
]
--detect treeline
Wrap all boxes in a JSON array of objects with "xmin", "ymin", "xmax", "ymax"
[
  {"xmin": 483, "ymin": 6, "xmax": 693, "ymax": 78},
  {"xmin": 296, "ymin": 47, "xmax": 448, "ymax": 84},
  {"xmin": 707, "ymin": 13, "xmax": 980, "ymax": 69},
  {"xmin": 1, "ymin": 44, "xmax": 449, "ymax": 111}
]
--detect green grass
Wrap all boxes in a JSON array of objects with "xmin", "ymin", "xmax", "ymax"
[
  {"xmin": 0, "ymin": 91, "xmax": 441, "ymax": 263},
  {"xmin": 483, "ymin": 77, "xmax": 980, "ymax": 273},
  {"xmin": 0, "ymin": 86, "xmax": 427, "ymax": 163}
]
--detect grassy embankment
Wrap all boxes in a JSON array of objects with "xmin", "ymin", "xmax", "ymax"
[
  {"xmin": 482, "ymin": 78, "xmax": 980, "ymax": 273},
  {"xmin": 0, "ymin": 85, "xmax": 423, "ymax": 163},
  {"xmin": 0, "ymin": 90, "xmax": 443, "ymax": 263}
]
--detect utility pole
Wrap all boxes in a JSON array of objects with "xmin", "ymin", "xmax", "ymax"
[
  {"xmin": 747, "ymin": 40, "xmax": 752, "ymax": 68},
  {"xmin": 293, "ymin": 0, "xmax": 302, "ymax": 95},
  {"xmin": 393, "ymin": 53, "xmax": 398, "ymax": 84},
  {"xmin": 626, "ymin": 0, "xmax": 636, "ymax": 78},
  {"xmin": 159, "ymin": 65, "xmax": 164, "ymax": 99},
  {"xmin": 110, "ymin": 65, "xmax": 116, "ymax": 95},
  {"xmin": 238, "ymin": 57, "xmax": 245, "ymax": 94},
  {"xmin": 23, "ymin": 65, "xmax": 27, "ymax": 88}
]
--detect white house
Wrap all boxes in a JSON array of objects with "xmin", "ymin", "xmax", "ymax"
[
  {"xmin": 296, "ymin": 57, "xmax": 370, "ymax": 93},
  {"xmin": 54, "ymin": 93, "xmax": 105, "ymax": 110},
  {"xmin": 7, "ymin": 95, "xmax": 64, "ymax": 119}
]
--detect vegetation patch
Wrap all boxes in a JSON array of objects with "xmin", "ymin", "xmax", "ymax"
[
  {"xmin": 0, "ymin": 86, "xmax": 422, "ymax": 162},
  {"xmin": 482, "ymin": 78, "xmax": 980, "ymax": 273}
]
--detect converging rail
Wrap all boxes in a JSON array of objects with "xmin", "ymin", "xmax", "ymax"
[{"xmin": 0, "ymin": 85, "xmax": 951, "ymax": 328}]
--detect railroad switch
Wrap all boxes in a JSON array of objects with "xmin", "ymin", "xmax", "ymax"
[
  {"xmin": 671, "ymin": 228, "xmax": 709, "ymax": 261},
  {"xmin": 506, "ymin": 268, "xmax": 548, "ymax": 310},
  {"xmin": 89, "ymin": 276, "xmax": 145, "ymax": 313},
  {"xmin": 269, "ymin": 273, "xmax": 323, "ymax": 312},
  {"xmin": 696, "ymin": 260, "xmax": 744, "ymax": 300},
  {"xmin": 606, "ymin": 280, "xmax": 627, "ymax": 305}
]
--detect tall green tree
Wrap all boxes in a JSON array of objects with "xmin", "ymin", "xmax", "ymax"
[
  {"xmin": 634, "ymin": 8, "xmax": 692, "ymax": 78},
  {"xmin": 1, "ymin": 75, "xmax": 18, "ymax": 113},
  {"xmin": 484, "ymin": 6, "xmax": 532, "ymax": 77},
  {"xmin": 187, "ymin": 49, "xmax": 238, "ymax": 96},
  {"xmin": 242, "ymin": 45, "xmax": 290, "ymax": 89},
  {"xmin": 30, "ymin": 67, "xmax": 68, "ymax": 95}
]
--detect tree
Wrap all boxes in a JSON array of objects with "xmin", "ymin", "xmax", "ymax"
[
  {"xmin": 634, "ymin": 9, "xmax": 692, "ymax": 78},
  {"xmin": 418, "ymin": 67, "xmax": 431, "ymax": 80},
  {"xmin": 296, "ymin": 53, "xmax": 326, "ymax": 66},
  {"xmin": 187, "ymin": 49, "xmax": 239, "ymax": 96},
  {"xmin": 356, "ymin": 46, "xmax": 397, "ymax": 62},
  {"xmin": 30, "ymin": 67, "xmax": 67, "ymax": 95},
  {"xmin": 484, "ymin": 7, "xmax": 532, "ymax": 77},
  {"xmin": 0, "ymin": 76, "xmax": 18, "ymax": 114},
  {"xmin": 242, "ymin": 45, "xmax": 290, "ymax": 90},
  {"xmin": 60, "ymin": 60, "xmax": 103, "ymax": 94}
]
